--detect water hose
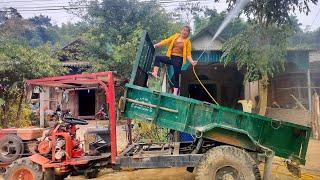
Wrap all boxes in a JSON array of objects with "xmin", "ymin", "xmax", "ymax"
[
  {"xmin": 192, "ymin": 64, "xmax": 219, "ymax": 105},
  {"xmin": 163, "ymin": 62, "xmax": 219, "ymax": 105}
]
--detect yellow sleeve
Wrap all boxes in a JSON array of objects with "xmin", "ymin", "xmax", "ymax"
[
  {"xmin": 159, "ymin": 34, "xmax": 177, "ymax": 46},
  {"xmin": 186, "ymin": 40, "xmax": 192, "ymax": 56}
]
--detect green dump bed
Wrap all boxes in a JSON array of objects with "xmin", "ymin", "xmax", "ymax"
[{"xmin": 121, "ymin": 31, "xmax": 311, "ymax": 165}]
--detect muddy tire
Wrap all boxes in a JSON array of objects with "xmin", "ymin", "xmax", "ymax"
[
  {"xmin": 195, "ymin": 145, "xmax": 261, "ymax": 180},
  {"xmin": 54, "ymin": 174, "xmax": 69, "ymax": 180},
  {"xmin": 84, "ymin": 168, "xmax": 99, "ymax": 179},
  {"xmin": 4, "ymin": 157, "xmax": 43, "ymax": 180},
  {"xmin": 43, "ymin": 169, "xmax": 69, "ymax": 180},
  {"xmin": 0, "ymin": 134, "xmax": 24, "ymax": 163}
]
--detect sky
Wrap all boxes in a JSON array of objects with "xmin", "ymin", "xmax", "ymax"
[{"xmin": 1, "ymin": 0, "xmax": 320, "ymax": 31}]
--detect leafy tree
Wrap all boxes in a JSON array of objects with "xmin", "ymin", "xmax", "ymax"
[
  {"xmin": 0, "ymin": 10, "xmax": 83, "ymax": 47},
  {"xmin": 0, "ymin": 8, "xmax": 32, "ymax": 40},
  {"xmin": 24, "ymin": 15, "xmax": 63, "ymax": 46},
  {"xmin": 0, "ymin": 11, "xmax": 61, "ymax": 47},
  {"xmin": 288, "ymin": 16, "xmax": 303, "ymax": 33},
  {"xmin": 52, "ymin": 22, "xmax": 91, "ymax": 46},
  {"xmin": 29, "ymin": 15, "xmax": 52, "ymax": 27},
  {"xmin": 172, "ymin": 1, "xmax": 205, "ymax": 26},
  {"xmin": 289, "ymin": 27, "xmax": 320, "ymax": 49},
  {"xmin": 68, "ymin": 0, "xmax": 181, "ymax": 78},
  {"xmin": 0, "ymin": 39, "xmax": 66, "ymax": 127},
  {"xmin": 0, "ymin": 7, "xmax": 22, "ymax": 25},
  {"xmin": 219, "ymin": 0, "xmax": 318, "ymax": 115}
]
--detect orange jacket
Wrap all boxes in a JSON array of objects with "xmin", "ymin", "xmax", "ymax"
[{"xmin": 159, "ymin": 33, "xmax": 192, "ymax": 64}]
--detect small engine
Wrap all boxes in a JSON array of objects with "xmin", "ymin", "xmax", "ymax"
[
  {"xmin": 38, "ymin": 140, "xmax": 51, "ymax": 155},
  {"xmin": 37, "ymin": 138, "xmax": 66, "ymax": 160},
  {"xmin": 36, "ymin": 112, "xmax": 88, "ymax": 163}
]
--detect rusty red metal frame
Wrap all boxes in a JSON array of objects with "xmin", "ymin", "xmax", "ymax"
[{"xmin": 26, "ymin": 71, "xmax": 118, "ymax": 164}]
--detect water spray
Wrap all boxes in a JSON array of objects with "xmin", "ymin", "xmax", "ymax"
[
  {"xmin": 196, "ymin": 0, "xmax": 250, "ymax": 61},
  {"xmin": 193, "ymin": 0, "xmax": 250, "ymax": 105}
]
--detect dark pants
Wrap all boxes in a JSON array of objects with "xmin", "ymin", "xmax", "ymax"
[{"xmin": 154, "ymin": 55, "xmax": 183, "ymax": 88}]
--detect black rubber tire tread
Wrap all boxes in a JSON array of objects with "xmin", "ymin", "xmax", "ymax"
[
  {"xmin": 0, "ymin": 134, "xmax": 24, "ymax": 163},
  {"xmin": 4, "ymin": 157, "xmax": 43, "ymax": 180},
  {"xmin": 84, "ymin": 168, "xmax": 99, "ymax": 179},
  {"xmin": 43, "ymin": 169, "xmax": 69, "ymax": 180},
  {"xmin": 195, "ymin": 145, "xmax": 261, "ymax": 180},
  {"xmin": 54, "ymin": 174, "xmax": 69, "ymax": 180}
]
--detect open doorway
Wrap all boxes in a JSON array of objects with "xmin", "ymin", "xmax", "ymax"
[
  {"xmin": 78, "ymin": 90, "xmax": 95, "ymax": 117},
  {"xmin": 188, "ymin": 84, "xmax": 217, "ymax": 102},
  {"xmin": 181, "ymin": 63, "xmax": 244, "ymax": 109}
]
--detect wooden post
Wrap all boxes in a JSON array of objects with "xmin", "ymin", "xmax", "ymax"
[
  {"xmin": 307, "ymin": 69, "xmax": 312, "ymax": 111},
  {"xmin": 311, "ymin": 92, "xmax": 320, "ymax": 139},
  {"xmin": 39, "ymin": 87, "xmax": 49, "ymax": 128},
  {"xmin": 317, "ymin": 93, "xmax": 320, "ymax": 140}
]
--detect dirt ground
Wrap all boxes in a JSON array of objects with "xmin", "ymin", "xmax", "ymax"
[
  {"xmin": 67, "ymin": 139, "xmax": 320, "ymax": 180},
  {"xmin": 70, "ymin": 121, "xmax": 320, "ymax": 180}
]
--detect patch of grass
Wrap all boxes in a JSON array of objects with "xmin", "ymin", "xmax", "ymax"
[{"xmin": 132, "ymin": 120, "xmax": 169, "ymax": 143}]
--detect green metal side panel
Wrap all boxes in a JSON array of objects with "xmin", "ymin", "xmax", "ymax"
[
  {"xmin": 129, "ymin": 31, "xmax": 155, "ymax": 87},
  {"xmin": 122, "ymin": 84, "xmax": 311, "ymax": 165}
]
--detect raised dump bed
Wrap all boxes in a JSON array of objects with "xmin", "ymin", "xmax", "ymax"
[
  {"xmin": 119, "ymin": 31, "xmax": 311, "ymax": 178},
  {"xmin": 121, "ymin": 83, "xmax": 310, "ymax": 164}
]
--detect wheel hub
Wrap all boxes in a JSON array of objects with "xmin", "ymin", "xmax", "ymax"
[
  {"xmin": 12, "ymin": 167, "xmax": 34, "ymax": 180},
  {"xmin": 0, "ymin": 142, "xmax": 17, "ymax": 156},
  {"xmin": 216, "ymin": 166, "xmax": 240, "ymax": 180}
]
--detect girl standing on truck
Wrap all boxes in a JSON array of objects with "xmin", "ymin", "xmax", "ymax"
[{"xmin": 151, "ymin": 26, "xmax": 197, "ymax": 95}]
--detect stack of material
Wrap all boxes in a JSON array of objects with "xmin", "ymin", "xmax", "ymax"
[{"xmin": 311, "ymin": 92, "xmax": 320, "ymax": 140}]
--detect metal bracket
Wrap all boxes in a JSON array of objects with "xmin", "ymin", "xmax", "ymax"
[
  {"xmin": 286, "ymin": 160, "xmax": 301, "ymax": 178},
  {"xmin": 119, "ymin": 96, "xmax": 126, "ymax": 113},
  {"xmin": 126, "ymin": 98, "xmax": 178, "ymax": 113}
]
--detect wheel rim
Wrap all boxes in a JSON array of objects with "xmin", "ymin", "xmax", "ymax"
[
  {"xmin": 0, "ymin": 141, "xmax": 18, "ymax": 157},
  {"xmin": 0, "ymin": 143, "xmax": 9, "ymax": 156},
  {"xmin": 11, "ymin": 166, "xmax": 35, "ymax": 180},
  {"xmin": 215, "ymin": 166, "xmax": 241, "ymax": 180}
]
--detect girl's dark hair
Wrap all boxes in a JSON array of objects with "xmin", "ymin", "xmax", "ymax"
[{"xmin": 183, "ymin": 25, "xmax": 191, "ymax": 33}]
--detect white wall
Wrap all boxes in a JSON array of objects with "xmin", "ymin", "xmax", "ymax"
[
  {"xmin": 244, "ymin": 81, "xmax": 259, "ymax": 108},
  {"xmin": 310, "ymin": 50, "xmax": 320, "ymax": 62}
]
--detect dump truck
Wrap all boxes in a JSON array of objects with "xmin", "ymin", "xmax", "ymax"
[{"xmin": 117, "ymin": 31, "xmax": 311, "ymax": 179}]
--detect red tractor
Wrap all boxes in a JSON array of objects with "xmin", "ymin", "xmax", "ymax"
[
  {"xmin": 4, "ymin": 72, "xmax": 118, "ymax": 180},
  {"xmin": 5, "ymin": 116, "xmax": 108, "ymax": 179}
]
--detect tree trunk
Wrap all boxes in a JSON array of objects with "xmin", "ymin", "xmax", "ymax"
[
  {"xmin": 2, "ymin": 102, "xmax": 9, "ymax": 128},
  {"xmin": 258, "ymin": 75, "xmax": 269, "ymax": 116},
  {"xmin": 15, "ymin": 91, "xmax": 24, "ymax": 127},
  {"xmin": 1, "ymin": 105, "xmax": 5, "ymax": 127}
]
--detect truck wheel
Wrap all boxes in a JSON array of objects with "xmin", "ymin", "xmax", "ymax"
[
  {"xmin": 4, "ymin": 157, "xmax": 43, "ymax": 180},
  {"xmin": 84, "ymin": 168, "xmax": 99, "ymax": 179},
  {"xmin": 43, "ymin": 169, "xmax": 69, "ymax": 180},
  {"xmin": 0, "ymin": 134, "xmax": 24, "ymax": 163},
  {"xmin": 54, "ymin": 174, "xmax": 69, "ymax": 180},
  {"xmin": 195, "ymin": 146, "xmax": 261, "ymax": 180}
]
